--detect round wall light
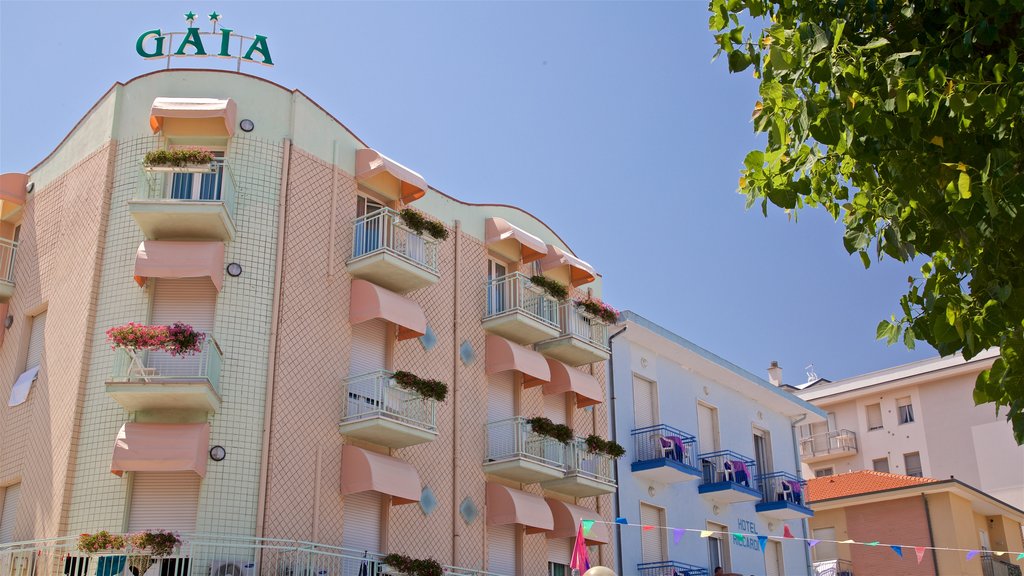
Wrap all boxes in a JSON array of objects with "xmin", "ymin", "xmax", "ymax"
[
  {"xmin": 226, "ymin": 262, "xmax": 243, "ymax": 277},
  {"xmin": 4, "ymin": 315, "xmax": 12, "ymax": 329},
  {"xmin": 25, "ymin": 181, "xmax": 35, "ymax": 194},
  {"xmin": 210, "ymin": 445, "xmax": 227, "ymax": 461},
  {"xmin": 239, "ymin": 119, "xmax": 255, "ymax": 132}
]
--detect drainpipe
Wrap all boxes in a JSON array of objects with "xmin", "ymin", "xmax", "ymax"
[
  {"xmin": 922, "ymin": 493, "xmax": 939, "ymax": 575},
  {"xmin": 791, "ymin": 414, "xmax": 812, "ymax": 576},
  {"xmin": 450, "ymin": 220, "xmax": 462, "ymax": 568},
  {"xmin": 607, "ymin": 325, "xmax": 627, "ymax": 576}
]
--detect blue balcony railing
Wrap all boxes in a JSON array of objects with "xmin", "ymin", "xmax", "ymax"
[
  {"xmin": 631, "ymin": 424, "xmax": 701, "ymax": 475},
  {"xmin": 758, "ymin": 471, "xmax": 807, "ymax": 505},
  {"xmin": 637, "ymin": 561, "xmax": 708, "ymax": 576},
  {"xmin": 697, "ymin": 450, "xmax": 759, "ymax": 495}
]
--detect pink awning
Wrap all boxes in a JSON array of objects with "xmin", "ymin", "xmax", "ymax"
[
  {"xmin": 150, "ymin": 97, "xmax": 237, "ymax": 137},
  {"xmin": 111, "ymin": 422, "xmax": 209, "ymax": 478},
  {"xmin": 545, "ymin": 498, "xmax": 610, "ymax": 545},
  {"xmin": 340, "ymin": 445, "xmax": 420, "ymax": 505},
  {"xmin": 486, "ymin": 335, "xmax": 550, "ymax": 388},
  {"xmin": 486, "ymin": 482, "xmax": 553, "ymax": 533},
  {"xmin": 543, "ymin": 359, "xmax": 603, "ymax": 408},
  {"xmin": 134, "ymin": 241, "xmax": 225, "ymax": 292},
  {"xmin": 355, "ymin": 148, "xmax": 427, "ymax": 204},
  {"xmin": 349, "ymin": 279, "xmax": 426, "ymax": 341},
  {"xmin": 484, "ymin": 217, "xmax": 548, "ymax": 263},
  {"xmin": 539, "ymin": 245, "xmax": 596, "ymax": 287},
  {"xmin": 0, "ymin": 173, "xmax": 28, "ymax": 207}
]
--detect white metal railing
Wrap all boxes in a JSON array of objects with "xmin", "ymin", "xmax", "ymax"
[
  {"xmin": 800, "ymin": 429, "xmax": 858, "ymax": 459},
  {"xmin": 558, "ymin": 301, "xmax": 609, "ymax": 350},
  {"xmin": 0, "ymin": 534, "xmax": 508, "ymax": 576},
  {"xmin": 982, "ymin": 553, "xmax": 1022, "ymax": 576},
  {"xmin": 0, "ymin": 238, "xmax": 16, "ymax": 285},
  {"xmin": 813, "ymin": 559, "xmax": 855, "ymax": 576},
  {"xmin": 340, "ymin": 370, "xmax": 437, "ymax": 433},
  {"xmin": 483, "ymin": 272, "xmax": 560, "ymax": 328},
  {"xmin": 565, "ymin": 439, "xmax": 616, "ymax": 486},
  {"xmin": 109, "ymin": 333, "xmax": 223, "ymax": 395},
  {"xmin": 140, "ymin": 159, "xmax": 237, "ymax": 222},
  {"xmin": 350, "ymin": 208, "xmax": 439, "ymax": 273},
  {"xmin": 485, "ymin": 416, "xmax": 567, "ymax": 469}
]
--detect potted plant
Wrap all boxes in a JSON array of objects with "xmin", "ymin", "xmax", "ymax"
[
  {"xmin": 106, "ymin": 322, "xmax": 203, "ymax": 357},
  {"xmin": 584, "ymin": 434, "xmax": 626, "ymax": 458},
  {"xmin": 574, "ymin": 297, "xmax": 618, "ymax": 324},
  {"xmin": 398, "ymin": 209, "xmax": 449, "ymax": 241},
  {"xmin": 392, "ymin": 371, "xmax": 448, "ymax": 402},
  {"xmin": 528, "ymin": 275, "xmax": 569, "ymax": 301},
  {"xmin": 381, "ymin": 553, "xmax": 443, "ymax": 576},
  {"xmin": 77, "ymin": 531, "xmax": 126, "ymax": 554},
  {"xmin": 143, "ymin": 147, "xmax": 215, "ymax": 172},
  {"xmin": 526, "ymin": 417, "xmax": 574, "ymax": 444},
  {"xmin": 127, "ymin": 530, "xmax": 181, "ymax": 557}
]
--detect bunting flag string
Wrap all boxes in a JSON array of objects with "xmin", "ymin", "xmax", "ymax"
[{"xmin": 582, "ymin": 518, "xmax": 1024, "ymax": 559}]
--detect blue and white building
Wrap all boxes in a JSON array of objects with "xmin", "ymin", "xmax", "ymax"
[{"xmin": 610, "ymin": 312, "xmax": 826, "ymax": 576}]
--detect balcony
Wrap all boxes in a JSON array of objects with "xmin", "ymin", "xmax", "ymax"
[
  {"xmin": 800, "ymin": 429, "xmax": 859, "ymax": 464},
  {"xmin": 982, "ymin": 553, "xmax": 1022, "ymax": 576},
  {"xmin": 534, "ymin": 301, "xmax": 610, "ymax": 366},
  {"xmin": 755, "ymin": 471, "xmax": 813, "ymax": 519},
  {"xmin": 630, "ymin": 425, "xmax": 702, "ymax": 483},
  {"xmin": 541, "ymin": 439, "xmax": 617, "ymax": 497},
  {"xmin": 104, "ymin": 333, "xmax": 222, "ymax": 414},
  {"xmin": 697, "ymin": 450, "xmax": 761, "ymax": 503},
  {"xmin": 129, "ymin": 161, "xmax": 237, "ymax": 241},
  {"xmin": 637, "ymin": 561, "xmax": 708, "ymax": 576},
  {"xmin": 338, "ymin": 370, "xmax": 438, "ymax": 448},
  {"xmin": 813, "ymin": 559, "xmax": 855, "ymax": 576},
  {"xmin": 481, "ymin": 273, "xmax": 561, "ymax": 345},
  {"xmin": 0, "ymin": 238, "xmax": 16, "ymax": 303},
  {"xmin": 483, "ymin": 417, "xmax": 566, "ymax": 483},
  {"xmin": 346, "ymin": 208, "xmax": 440, "ymax": 294}
]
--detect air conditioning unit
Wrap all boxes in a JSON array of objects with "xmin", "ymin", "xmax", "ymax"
[{"xmin": 210, "ymin": 560, "xmax": 256, "ymax": 576}]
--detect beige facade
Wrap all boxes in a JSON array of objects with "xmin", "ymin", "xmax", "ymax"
[{"xmin": 0, "ymin": 69, "xmax": 615, "ymax": 576}]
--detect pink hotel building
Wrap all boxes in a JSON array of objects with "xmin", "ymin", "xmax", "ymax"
[{"xmin": 0, "ymin": 69, "xmax": 618, "ymax": 575}]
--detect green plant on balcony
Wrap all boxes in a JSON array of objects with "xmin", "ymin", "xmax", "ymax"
[
  {"xmin": 574, "ymin": 297, "xmax": 618, "ymax": 324},
  {"xmin": 392, "ymin": 370, "xmax": 448, "ymax": 402},
  {"xmin": 381, "ymin": 553, "xmax": 443, "ymax": 576},
  {"xmin": 584, "ymin": 434, "xmax": 626, "ymax": 459},
  {"xmin": 77, "ymin": 531, "xmax": 126, "ymax": 554},
  {"xmin": 399, "ymin": 209, "xmax": 449, "ymax": 241},
  {"xmin": 127, "ymin": 530, "xmax": 181, "ymax": 557},
  {"xmin": 529, "ymin": 275, "xmax": 569, "ymax": 301},
  {"xmin": 143, "ymin": 147, "xmax": 214, "ymax": 168},
  {"xmin": 106, "ymin": 322, "xmax": 203, "ymax": 357},
  {"xmin": 526, "ymin": 416, "xmax": 574, "ymax": 444}
]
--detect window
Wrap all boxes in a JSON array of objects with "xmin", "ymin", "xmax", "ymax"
[
  {"xmin": 813, "ymin": 527, "xmax": 837, "ymax": 561},
  {"xmin": 897, "ymin": 396, "xmax": 915, "ymax": 424},
  {"xmin": 815, "ymin": 467, "xmax": 834, "ymax": 477},
  {"xmin": 547, "ymin": 537, "xmax": 571, "ymax": 576},
  {"xmin": 753, "ymin": 428, "xmax": 773, "ymax": 482},
  {"xmin": 640, "ymin": 503, "xmax": 666, "ymax": 563},
  {"xmin": 697, "ymin": 402, "xmax": 720, "ymax": 454},
  {"xmin": 0, "ymin": 483, "xmax": 21, "ymax": 543},
  {"xmin": 548, "ymin": 563, "xmax": 568, "ymax": 576},
  {"xmin": 706, "ymin": 521, "xmax": 730, "ymax": 572},
  {"xmin": 486, "ymin": 259, "xmax": 509, "ymax": 316},
  {"xmin": 168, "ymin": 151, "xmax": 224, "ymax": 200},
  {"xmin": 904, "ymin": 452, "xmax": 923, "ymax": 477},
  {"xmin": 872, "ymin": 458, "xmax": 890, "ymax": 473},
  {"xmin": 866, "ymin": 403, "xmax": 883, "ymax": 430},
  {"xmin": 632, "ymin": 375, "xmax": 658, "ymax": 429},
  {"xmin": 9, "ymin": 311, "xmax": 46, "ymax": 407}
]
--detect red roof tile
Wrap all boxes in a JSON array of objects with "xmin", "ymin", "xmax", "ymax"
[{"xmin": 806, "ymin": 470, "xmax": 938, "ymax": 502}]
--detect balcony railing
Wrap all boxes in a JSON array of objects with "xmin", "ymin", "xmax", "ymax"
[
  {"xmin": 351, "ymin": 208, "xmax": 439, "ymax": 273},
  {"xmin": 141, "ymin": 159, "xmax": 237, "ymax": 218},
  {"xmin": 109, "ymin": 333, "xmax": 222, "ymax": 394},
  {"xmin": 0, "ymin": 237, "xmax": 16, "ymax": 285},
  {"xmin": 800, "ymin": 429, "xmax": 858, "ymax": 460},
  {"xmin": 698, "ymin": 450, "xmax": 758, "ymax": 491},
  {"xmin": 982, "ymin": 553, "xmax": 1023, "ymax": 576},
  {"xmin": 758, "ymin": 471, "xmax": 807, "ymax": 506},
  {"xmin": 637, "ymin": 561, "xmax": 709, "ymax": 576},
  {"xmin": 813, "ymin": 559, "xmax": 855, "ymax": 576},
  {"xmin": 633, "ymin": 425, "xmax": 699, "ymax": 469},
  {"xmin": 566, "ymin": 438, "xmax": 616, "ymax": 485},
  {"xmin": 341, "ymin": 370, "xmax": 437, "ymax": 434},
  {"xmin": 559, "ymin": 301, "xmax": 609, "ymax": 349},
  {"xmin": 485, "ymin": 416, "xmax": 566, "ymax": 469},
  {"xmin": 484, "ymin": 272, "xmax": 560, "ymax": 327}
]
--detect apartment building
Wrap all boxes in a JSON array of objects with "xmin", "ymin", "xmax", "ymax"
[
  {"xmin": 792, "ymin": 350, "xmax": 1024, "ymax": 511},
  {"xmin": 610, "ymin": 312, "xmax": 825, "ymax": 576},
  {"xmin": 0, "ymin": 68, "xmax": 617, "ymax": 576}
]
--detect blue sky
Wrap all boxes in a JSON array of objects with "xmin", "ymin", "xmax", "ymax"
[{"xmin": 0, "ymin": 1, "xmax": 934, "ymax": 384}]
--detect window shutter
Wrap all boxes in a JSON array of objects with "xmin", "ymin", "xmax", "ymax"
[
  {"xmin": 349, "ymin": 319, "xmax": 388, "ymax": 377},
  {"xmin": 0, "ymin": 483, "xmax": 21, "ymax": 543},
  {"xmin": 632, "ymin": 376, "xmax": 657, "ymax": 429},
  {"xmin": 543, "ymin": 391, "xmax": 567, "ymax": 425},
  {"xmin": 765, "ymin": 540, "xmax": 783, "ymax": 576},
  {"xmin": 640, "ymin": 503, "xmax": 665, "ymax": 563},
  {"xmin": 487, "ymin": 372, "xmax": 515, "ymax": 423},
  {"xmin": 813, "ymin": 528, "xmax": 837, "ymax": 561},
  {"xmin": 697, "ymin": 404, "xmax": 718, "ymax": 454},
  {"xmin": 904, "ymin": 452, "xmax": 923, "ymax": 477},
  {"xmin": 150, "ymin": 278, "xmax": 217, "ymax": 378},
  {"xmin": 128, "ymin": 472, "xmax": 199, "ymax": 533},
  {"xmin": 25, "ymin": 312, "xmax": 46, "ymax": 370},
  {"xmin": 866, "ymin": 404, "xmax": 883, "ymax": 430},
  {"xmin": 547, "ymin": 536, "xmax": 571, "ymax": 565},
  {"xmin": 342, "ymin": 491, "xmax": 382, "ymax": 554},
  {"xmin": 488, "ymin": 523, "xmax": 517, "ymax": 575}
]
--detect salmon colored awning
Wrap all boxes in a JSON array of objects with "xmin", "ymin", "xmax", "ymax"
[
  {"xmin": 349, "ymin": 279, "xmax": 426, "ymax": 341},
  {"xmin": 150, "ymin": 97, "xmax": 237, "ymax": 137},
  {"xmin": 545, "ymin": 498, "xmax": 610, "ymax": 545},
  {"xmin": 134, "ymin": 240, "xmax": 225, "ymax": 292},
  {"xmin": 484, "ymin": 217, "xmax": 548, "ymax": 263},
  {"xmin": 111, "ymin": 422, "xmax": 209, "ymax": 478},
  {"xmin": 543, "ymin": 359, "xmax": 603, "ymax": 408},
  {"xmin": 486, "ymin": 482, "xmax": 553, "ymax": 533},
  {"xmin": 0, "ymin": 173, "xmax": 27, "ymax": 207},
  {"xmin": 355, "ymin": 148, "xmax": 427, "ymax": 204},
  {"xmin": 341, "ymin": 445, "xmax": 420, "ymax": 505},
  {"xmin": 486, "ymin": 335, "xmax": 550, "ymax": 388},
  {"xmin": 539, "ymin": 245, "xmax": 596, "ymax": 287}
]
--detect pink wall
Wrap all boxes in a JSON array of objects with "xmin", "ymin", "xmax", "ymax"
[{"xmin": 845, "ymin": 496, "xmax": 936, "ymax": 576}]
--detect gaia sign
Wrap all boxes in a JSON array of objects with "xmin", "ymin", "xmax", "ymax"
[{"xmin": 137, "ymin": 11, "xmax": 273, "ymax": 69}]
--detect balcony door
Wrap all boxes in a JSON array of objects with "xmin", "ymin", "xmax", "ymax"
[
  {"xmin": 632, "ymin": 375, "xmax": 658, "ymax": 429},
  {"xmin": 354, "ymin": 196, "xmax": 385, "ymax": 257},
  {"xmin": 697, "ymin": 402, "xmax": 720, "ymax": 454},
  {"xmin": 487, "ymin": 371, "xmax": 515, "ymax": 459},
  {"xmin": 640, "ymin": 503, "xmax": 666, "ymax": 563},
  {"xmin": 169, "ymin": 151, "xmax": 224, "ymax": 200},
  {"xmin": 342, "ymin": 491, "xmax": 382, "ymax": 559},
  {"xmin": 487, "ymin": 259, "xmax": 508, "ymax": 316},
  {"xmin": 349, "ymin": 319, "xmax": 389, "ymax": 418},
  {"xmin": 128, "ymin": 471, "xmax": 199, "ymax": 533},
  {"xmin": 149, "ymin": 277, "xmax": 216, "ymax": 378},
  {"xmin": 753, "ymin": 428, "xmax": 773, "ymax": 488}
]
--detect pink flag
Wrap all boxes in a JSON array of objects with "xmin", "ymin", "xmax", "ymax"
[
  {"xmin": 915, "ymin": 547, "xmax": 926, "ymax": 564},
  {"xmin": 570, "ymin": 522, "xmax": 590, "ymax": 574}
]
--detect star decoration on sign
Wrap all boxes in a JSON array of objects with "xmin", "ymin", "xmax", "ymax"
[
  {"xmin": 208, "ymin": 11, "xmax": 220, "ymax": 23},
  {"xmin": 184, "ymin": 11, "xmax": 196, "ymax": 24}
]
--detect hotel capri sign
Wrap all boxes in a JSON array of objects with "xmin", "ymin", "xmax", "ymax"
[{"xmin": 136, "ymin": 11, "xmax": 273, "ymax": 69}]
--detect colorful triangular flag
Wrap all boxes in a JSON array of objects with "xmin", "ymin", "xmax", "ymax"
[
  {"xmin": 758, "ymin": 535, "xmax": 769, "ymax": 552},
  {"xmin": 840, "ymin": 539, "xmax": 856, "ymax": 544},
  {"xmin": 570, "ymin": 523, "xmax": 590, "ymax": 573},
  {"xmin": 867, "ymin": 541, "xmax": 880, "ymax": 547},
  {"xmin": 672, "ymin": 528, "xmax": 684, "ymax": 544},
  {"xmin": 914, "ymin": 547, "xmax": 926, "ymax": 564},
  {"xmin": 966, "ymin": 550, "xmax": 979, "ymax": 561},
  {"xmin": 1016, "ymin": 553, "xmax": 1024, "ymax": 561},
  {"xmin": 807, "ymin": 540, "xmax": 820, "ymax": 548},
  {"xmin": 700, "ymin": 530, "xmax": 714, "ymax": 538},
  {"xmin": 994, "ymin": 552, "xmax": 1005, "ymax": 557},
  {"xmin": 582, "ymin": 520, "xmax": 595, "ymax": 535},
  {"xmin": 783, "ymin": 525, "xmax": 795, "ymax": 539},
  {"xmin": 890, "ymin": 546, "xmax": 903, "ymax": 558},
  {"xmin": 642, "ymin": 525, "xmax": 655, "ymax": 531},
  {"xmin": 615, "ymin": 517, "xmax": 628, "ymax": 525}
]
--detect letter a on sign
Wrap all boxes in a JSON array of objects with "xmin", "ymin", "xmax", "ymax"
[{"xmin": 242, "ymin": 35, "xmax": 273, "ymax": 65}]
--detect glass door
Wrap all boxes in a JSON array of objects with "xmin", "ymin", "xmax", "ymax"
[
  {"xmin": 487, "ymin": 259, "xmax": 508, "ymax": 316},
  {"xmin": 169, "ymin": 151, "xmax": 224, "ymax": 200}
]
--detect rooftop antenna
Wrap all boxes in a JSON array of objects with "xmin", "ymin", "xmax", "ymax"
[{"xmin": 805, "ymin": 363, "xmax": 818, "ymax": 383}]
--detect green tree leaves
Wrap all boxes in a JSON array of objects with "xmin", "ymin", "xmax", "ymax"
[{"xmin": 710, "ymin": 0, "xmax": 1024, "ymax": 443}]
